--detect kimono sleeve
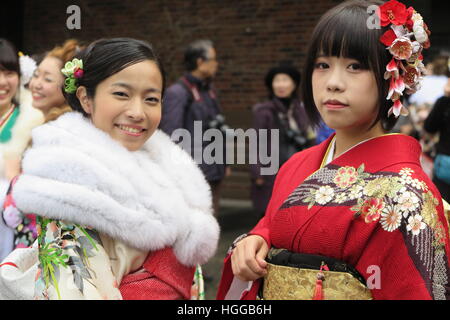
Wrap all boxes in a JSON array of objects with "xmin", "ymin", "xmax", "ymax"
[
  {"xmin": 119, "ymin": 247, "xmax": 195, "ymax": 300},
  {"xmin": 248, "ymin": 150, "xmax": 307, "ymax": 247},
  {"xmin": 355, "ymin": 172, "xmax": 450, "ymax": 300},
  {"xmin": 2, "ymin": 177, "xmax": 37, "ymax": 249},
  {"xmin": 2, "ymin": 177, "xmax": 24, "ymax": 229},
  {"xmin": 34, "ymin": 218, "xmax": 122, "ymax": 300}
]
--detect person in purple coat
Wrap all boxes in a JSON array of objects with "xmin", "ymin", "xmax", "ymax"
[
  {"xmin": 159, "ymin": 40, "xmax": 229, "ymax": 216},
  {"xmin": 250, "ymin": 65, "xmax": 315, "ymax": 217}
]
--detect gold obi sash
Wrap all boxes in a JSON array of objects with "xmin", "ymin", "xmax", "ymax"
[{"xmin": 261, "ymin": 249, "xmax": 372, "ymax": 300}]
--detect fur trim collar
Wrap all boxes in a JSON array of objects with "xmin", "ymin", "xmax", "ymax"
[{"xmin": 13, "ymin": 112, "xmax": 219, "ymax": 266}]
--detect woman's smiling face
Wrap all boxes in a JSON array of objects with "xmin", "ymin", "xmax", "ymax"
[
  {"xmin": 77, "ymin": 60, "xmax": 163, "ymax": 151},
  {"xmin": 29, "ymin": 56, "xmax": 66, "ymax": 113},
  {"xmin": 0, "ymin": 69, "xmax": 19, "ymax": 110}
]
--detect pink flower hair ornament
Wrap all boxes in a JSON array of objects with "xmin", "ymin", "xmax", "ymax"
[{"xmin": 378, "ymin": 0, "xmax": 431, "ymax": 118}]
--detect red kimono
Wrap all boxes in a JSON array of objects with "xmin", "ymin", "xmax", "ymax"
[
  {"xmin": 217, "ymin": 134, "xmax": 450, "ymax": 300},
  {"xmin": 120, "ymin": 248, "xmax": 195, "ymax": 300}
]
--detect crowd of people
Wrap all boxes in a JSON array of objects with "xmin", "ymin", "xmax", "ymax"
[
  {"xmin": 394, "ymin": 55, "xmax": 450, "ymax": 203},
  {"xmin": 0, "ymin": 0, "xmax": 449, "ymax": 300}
]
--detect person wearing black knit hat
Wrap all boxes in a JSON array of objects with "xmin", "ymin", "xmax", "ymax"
[
  {"xmin": 250, "ymin": 64, "xmax": 315, "ymax": 217},
  {"xmin": 264, "ymin": 65, "xmax": 301, "ymax": 95}
]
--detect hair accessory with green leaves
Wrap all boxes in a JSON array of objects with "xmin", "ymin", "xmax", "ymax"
[{"xmin": 61, "ymin": 58, "xmax": 84, "ymax": 93}]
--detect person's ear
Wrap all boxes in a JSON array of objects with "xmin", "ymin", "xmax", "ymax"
[{"xmin": 76, "ymin": 86, "xmax": 93, "ymax": 115}]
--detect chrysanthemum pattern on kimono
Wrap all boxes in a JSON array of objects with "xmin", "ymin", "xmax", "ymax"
[{"xmin": 282, "ymin": 163, "xmax": 448, "ymax": 300}]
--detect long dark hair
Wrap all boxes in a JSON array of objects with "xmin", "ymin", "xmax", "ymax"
[
  {"xmin": 302, "ymin": 0, "xmax": 397, "ymax": 131},
  {"xmin": 64, "ymin": 38, "xmax": 165, "ymax": 116}
]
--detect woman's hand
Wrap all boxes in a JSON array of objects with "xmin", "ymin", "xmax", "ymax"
[{"xmin": 231, "ymin": 235, "xmax": 269, "ymax": 281}]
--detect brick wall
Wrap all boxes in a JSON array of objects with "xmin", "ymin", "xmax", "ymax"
[
  {"xmin": 20, "ymin": 0, "xmax": 343, "ymax": 200},
  {"xmin": 19, "ymin": 0, "xmax": 448, "ymax": 201},
  {"xmin": 22, "ymin": 0, "xmax": 342, "ymax": 125}
]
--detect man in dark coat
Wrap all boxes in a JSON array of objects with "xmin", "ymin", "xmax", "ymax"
[{"xmin": 159, "ymin": 39, "xmax": 229, "ymax": 216}]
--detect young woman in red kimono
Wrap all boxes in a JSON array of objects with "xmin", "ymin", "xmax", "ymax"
[{"xmin": 217, "ymin": 0, "xmax": 450, "ymax": 300}]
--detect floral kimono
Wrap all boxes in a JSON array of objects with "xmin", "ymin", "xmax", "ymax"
[
  {"xmin": 0, "ymin": 112, "xmax": 219, "ymax": 300},
  {"xmin": 0, "ymin": 88, "xmax": 44, "ymax": 262},
  {"xmin": 217, "ymin": 133, "xmax": 450, "ymax": 300}
]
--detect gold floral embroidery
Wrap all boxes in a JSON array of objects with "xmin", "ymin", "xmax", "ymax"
[
  {"xmin": 363, "ymin": 177, "xmax": 394, "ymax": 198},
  {"xmin": 434, "ymin": 221, "xmax": 447, "ymax": 248},
  {"xmin": 333, "ymin": 166, "xmax": 359, "ymax": 188},
  {"xmin": 421, "ymin": 190, "xmax": 440, "ymax": 229},
  {"xmin": 359, "ymin": 198, "xmax": 385, "ymax": 223},
  {"xmin": 298, "ymin": 164, "xmax": 443, "ymax": 244},
  {"xmin": 364, "ymin": 177, "xmax": 403, "ymax": 198},
  {"xmin": 285, "ymin": 163, "xmax": 449, "ymax": 300}
]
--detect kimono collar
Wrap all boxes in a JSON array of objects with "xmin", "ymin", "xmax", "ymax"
[{"xmin": 322, "ymin": 133, "xmax": 422, "ymax": 173}]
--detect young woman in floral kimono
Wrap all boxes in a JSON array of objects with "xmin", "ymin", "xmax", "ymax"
[
  {"xmin": 1, "ymin": 39, "xmax": 80, "ymax": 253},
  {"xmin": 217, "ymin": 0, "xmax": 450, "ymax": 300},
  {"xmin": 0, "ymin": 38, "xmax": 219, "ymax": 300}
]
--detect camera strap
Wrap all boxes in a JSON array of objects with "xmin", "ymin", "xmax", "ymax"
[
  {"xmin": 272, "ymin": 106, "xmax": 303, "ymax": 139},
  {"xmin": 179, "ymin": 76, "xmax": 217, "ymax": 103},
  {"xmin": 178, "ymin": 76, "xmax": 221, "ymax": 128},
  {"xmin": 180, "ymin": 76, "xmax": 202, "ymax": 102}
]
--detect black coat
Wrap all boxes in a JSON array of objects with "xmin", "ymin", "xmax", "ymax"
[
  {"xmin": 159, "ymin": 74, "xmax": 226, "ymax": 182},
  {"xmin": 250, "ymin": 97, "xmax": 313, "ymax": 214}
]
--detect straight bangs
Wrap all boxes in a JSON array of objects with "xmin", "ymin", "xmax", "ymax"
[
  {"xmin": 0, "ymin": 39, "xmax": 20, "ymax": 74},
  {"xmin": 64, "ymin": 38, "xmax": 166, "ymax": 117},
  {"xmin": 314, "ymin": 7, "xmax": 380, "ymax": 71},
  {"xmin": 302, "ymin": 0, "xmax": 397, "ymax": 131},
  {"xmin": 0, "ymin": 59, "xmax": 19, "ymax": 73},
  {"xmin": 80, "ymin": 38, "xmax": 166, "ymax": 98}
]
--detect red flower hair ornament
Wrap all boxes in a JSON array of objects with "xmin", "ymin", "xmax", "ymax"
[{"xmin": 378, "ymin": 0, "xmax": 431, "ymax": 117}]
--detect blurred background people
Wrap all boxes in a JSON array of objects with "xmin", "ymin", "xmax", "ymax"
[
  {"xmin": 0, "ymin": 38, "xmax": 43, "ymax": 262},
  {"xmin": 393, "ymin": 55, "xmax": 450, "ymax": 179},
  {"xmin": 3, "ymin": 39, "xmax": 81, "ymax": 252},
  {"xmin": 250, "ymin": 65, "xmax": 314, "ymax": 217},
  {"xmin": 159, "ymin": 39, "xmax": 230, "ymax": 216},
  {"xmin": 29, "ymin": 39, "xmax": 80, "ymax": 123},
  {"xmin": 424, "ymin": 74, "xmax": 450, "ymax": 202},
  {"xmin": 409, "ymin": 55, "xmax": 449, "ymax": 106}
]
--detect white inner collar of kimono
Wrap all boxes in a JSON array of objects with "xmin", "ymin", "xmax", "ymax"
[{"xmin": 324, "ymin": 135, "xmax": 381, "ymax": 166}]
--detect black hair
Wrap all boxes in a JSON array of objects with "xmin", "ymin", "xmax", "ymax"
[
  {"xmin": 265, "ymin": 65, "xmax": 301, "ymax": 99},
  {"xmin": 0, "ymin": 38, "xmax": 20, "ymax": 75},
  {"xmin": 64, "ymin": 37, "xmax": 165, "ymax": 116},
  {"xmin": 183, "ymin": 39, "xmax": 214, "ymax": 72},
  {"xmin": 31, "ymin": 52, "xmax": 47, "ymax": 66},
  {"xmin": 301, "ymin": 0, "xmax": 398, "ymax": 131}
]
